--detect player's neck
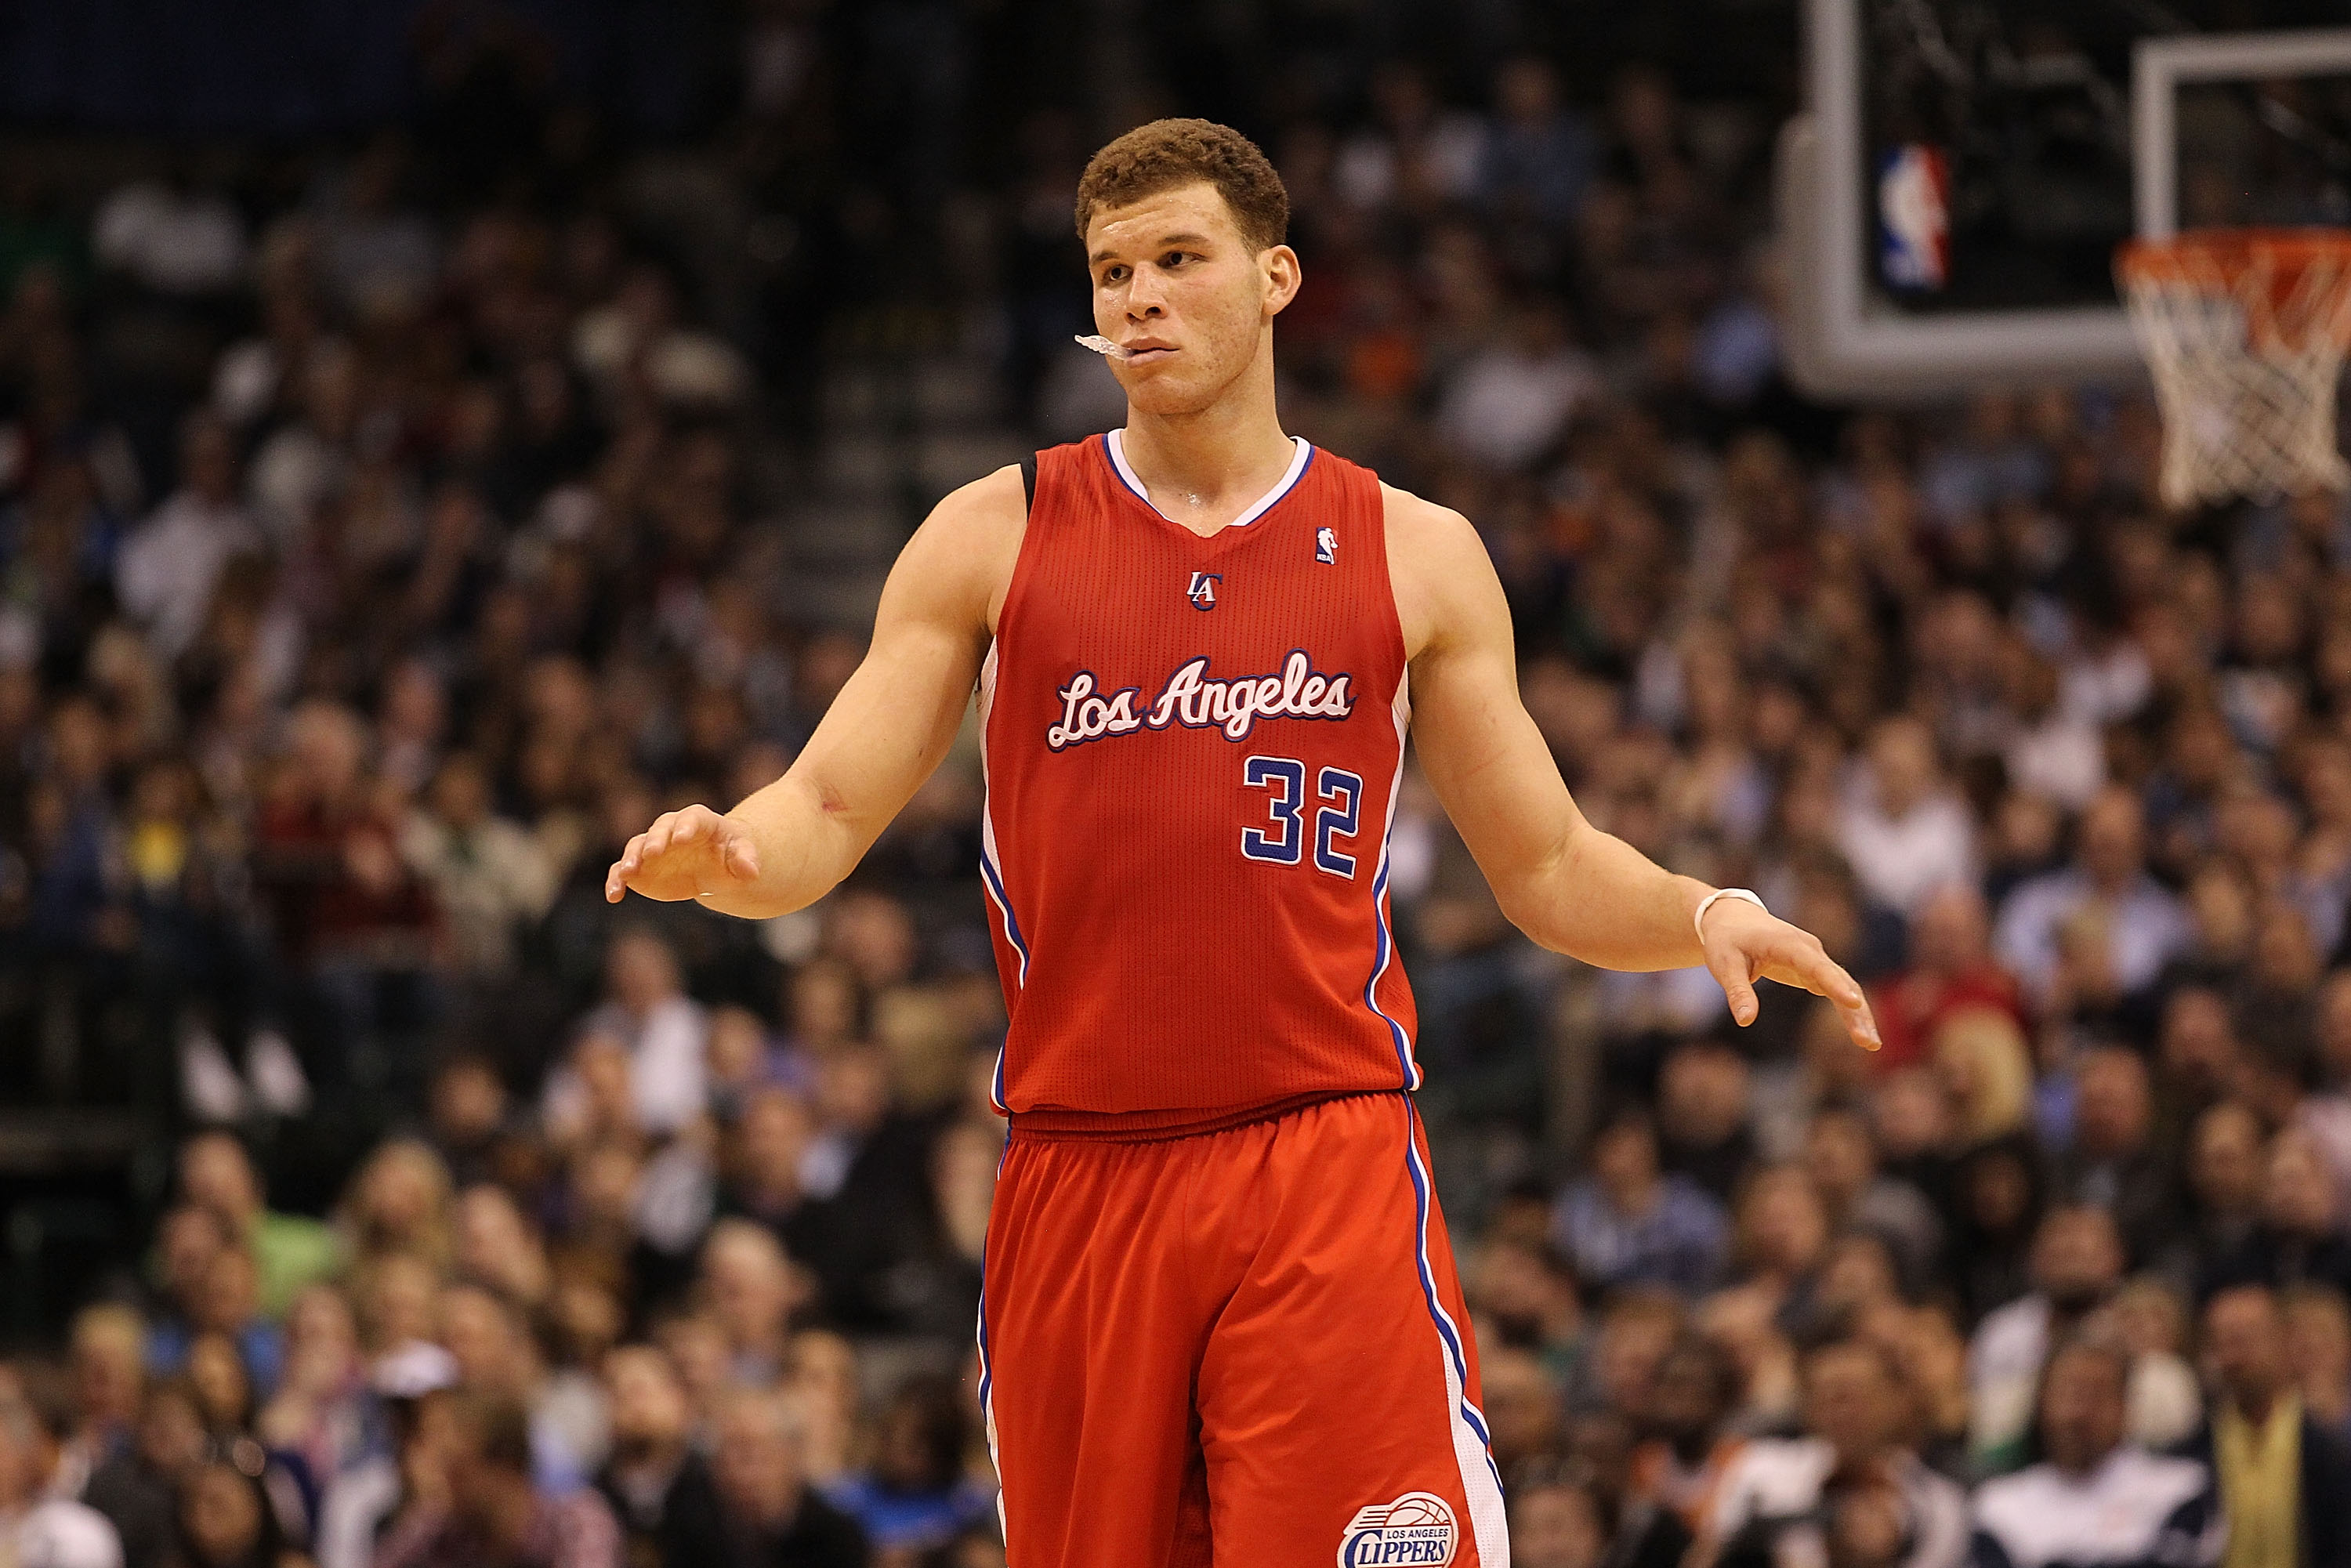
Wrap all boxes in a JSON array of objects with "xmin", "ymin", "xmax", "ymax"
[{"xmin": 1118, "ymin": 371, "xmax": 1295, "ymax": 537}]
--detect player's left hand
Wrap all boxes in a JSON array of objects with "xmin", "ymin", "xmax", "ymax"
[{"xmin": 1698, "ymin": 896, "xmax": 1881, "ymax": 1052}]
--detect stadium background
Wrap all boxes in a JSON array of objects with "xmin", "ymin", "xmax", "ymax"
[{"xmin": 3, "ymin": 2, "xmax": 2348, "ymax": 1566}]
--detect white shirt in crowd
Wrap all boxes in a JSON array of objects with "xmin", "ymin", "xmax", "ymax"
[{"xmin": 1971, "ymin": 1447, "xmax": 2219, "ymax": 1568}]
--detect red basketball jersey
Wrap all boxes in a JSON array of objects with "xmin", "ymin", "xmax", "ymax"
[{"xmin": 978, "ymin": 431, "xmax": 1420, "ymax": 1135}]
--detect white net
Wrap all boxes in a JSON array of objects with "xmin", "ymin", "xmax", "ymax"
[{"xmin": 2120, "ymin": 233, "xmax": 2351, "ymax": 509}]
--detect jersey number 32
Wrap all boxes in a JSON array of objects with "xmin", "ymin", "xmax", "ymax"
[{"xmin": 1241, "ymin": 757, "xmax": 1362, "ymax": 878}]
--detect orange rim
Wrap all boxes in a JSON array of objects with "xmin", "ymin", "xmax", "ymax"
[
  {"xmin": 2117, "ymin": 226, "xmax": 2351, "ymax": 284},
  {"xmin": 2117, "ymin": 227, "xmax": 2351, "ymax": 351}
]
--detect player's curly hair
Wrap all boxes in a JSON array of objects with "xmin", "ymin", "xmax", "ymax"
[{"xmin": 1074, "ymin": 118, "xmax": 1289, "ymax": 253}]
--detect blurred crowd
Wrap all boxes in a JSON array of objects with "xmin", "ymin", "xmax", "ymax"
[{"xmin": 5, "ymin": 3, "xmax": 2351, "ymax": 1568}]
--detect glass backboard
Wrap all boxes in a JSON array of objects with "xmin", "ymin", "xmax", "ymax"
[{"xmin": 1780, "ymin": 0, "xmax": 2351, "ymax": 398}]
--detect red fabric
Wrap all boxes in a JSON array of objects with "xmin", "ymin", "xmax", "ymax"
[
  {"xmin": 980, "ymin": 1092, "xmax": 1502, "ymax": 1568},
  {"xmin": 980, "ymin": 436, "xmax": 1417, "ymax": 1135}
]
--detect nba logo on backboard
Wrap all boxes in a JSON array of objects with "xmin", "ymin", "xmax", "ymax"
[
  {"xmin": 1877, "ymin": 144, "xmax": 1949, "ymax": 291},
  {"xmin": 1317, "ymin": 527, "xmax": 1338, "ymax": 564},
  {"xmin": 1186, "ymin": 571, "xmax": 1221, "ymax": 610},
  {"xmin": 1336, "ymin": 1492, "xmax": 1457, "ymax": 1566}
]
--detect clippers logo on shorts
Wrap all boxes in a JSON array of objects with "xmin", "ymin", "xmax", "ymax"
[
  {"xmin": 1045, "ymin": 650, "xmax": 1356, "ymax": 751},
  {"xmin": 1187, "ymin": 571, "xmax": 1221, "ymax": 610},
  {"xmin": 1337, "ymin": 1493, "xmax": 1457, "ymax": 1566}
]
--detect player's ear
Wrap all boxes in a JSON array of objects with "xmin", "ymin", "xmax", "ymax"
[{"xmin": 1262, "ymin": 244, "xmax": 1301, "ymax": 318}]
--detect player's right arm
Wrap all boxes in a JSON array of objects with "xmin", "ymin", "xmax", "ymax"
[{"xmin": 603, "ymin": 465, "xmax": 1027, "ymax": 919}]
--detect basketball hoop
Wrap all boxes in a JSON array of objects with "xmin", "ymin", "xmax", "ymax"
[{"xmin": 2117, "ymin": 229, "xmax": 2351, "ymax": 509}]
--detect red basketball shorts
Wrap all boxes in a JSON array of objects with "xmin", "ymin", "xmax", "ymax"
[{"xmin": 978, "ymin": 1091, "xmax": 1509, "ymax": 1567}]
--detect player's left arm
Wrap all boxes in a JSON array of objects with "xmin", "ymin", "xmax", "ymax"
[{"xmin": 1387, "ymin": 485, "xmax": 1879, "ymax": 1049}]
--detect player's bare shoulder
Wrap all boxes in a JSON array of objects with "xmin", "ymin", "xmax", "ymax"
[
  {"xmin": 1379, "ymin": 480, "xmax": 1507, "ymax": 661},
  {"xmin": 888, "ymin": 462, "xmax": 1031, "ymax": 639}
]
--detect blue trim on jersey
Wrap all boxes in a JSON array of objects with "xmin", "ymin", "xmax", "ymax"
[
  {"xmin": 1102, "ymin": 430, "xmax": 1315, "ymax": 528},
  {"xmin": 1364, "ymin": 855, "xmax": 1418, "ymax": 1089},
  {"xmin": 980, "ymin": 848, "xmax": 1030, "ymax": 987},
  {"xmin": 1103, "ymin": 432, "xmax": 1147, "ymax": 508},
  {"xmin": 978, "ymin": 842, "xmax": 1026, "ymax": 1114},
  {"xmin": 1404, "ymin": 1106, "xmax": 1505, "ymax": 1490}
]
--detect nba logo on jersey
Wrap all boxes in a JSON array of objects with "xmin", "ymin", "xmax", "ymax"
[
  {"xmin": 1877, "ymin": 144, "xmax": 1950, "ymax": 290},
  {"xmin": 1317, "ymin": 526, "xmax": 1338, "ymax": 564},
  {"xmin": 1186, "ymin": 571, "xmax": 1221, "ymax": 610},
  {"xmin": 1336, "ymin": 1492, "xmax": 1457, "ymax": 1566}
]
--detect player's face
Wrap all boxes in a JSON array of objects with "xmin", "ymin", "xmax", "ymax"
[{"xmin": 1084, "ymin": 181, "xmax": 1299, "ymax": 416}]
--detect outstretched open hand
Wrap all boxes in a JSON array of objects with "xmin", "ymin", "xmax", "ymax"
[
  {"xmin": 604, "ymin": 803, "xmax": 763, "ymax": 904},
  {"xmin": 1698, "ymin": 896, "xmax": 1881, "ymax": 1052}
]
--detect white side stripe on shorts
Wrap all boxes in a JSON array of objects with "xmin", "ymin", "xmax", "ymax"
[{"xmin": 1404, "ymin": 1105, "xmax": 1510, "ymax": 1566}]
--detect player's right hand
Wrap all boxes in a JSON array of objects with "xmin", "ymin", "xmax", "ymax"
[{"xmin": 604, "ymin": 803, "xmax": 763, "ymax": 904}]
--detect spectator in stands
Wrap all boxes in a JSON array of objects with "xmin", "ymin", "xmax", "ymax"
[
  {"xmin": 1657, "ymin": 1041, "xmax": 1757, "ymax": 1204},
  {"xmin": 822, "ymin": 1371, "xmax": 993, "ymax": 1555},
  {"xmin": 1626, "ymin": 1334, "xmax": 1747, "ymax": 1537},
  {"xmin": 1484, "ymin": 1347, "xmax": 1569, "ymax": 1483},
  {"xmin": 1995, "ymin": 788, "xmax": 2192, "ymax": 1009},
  {"xmin": 1801, "ymin": 1106, "xmax": 1942, "ymax": 1291},
  {"xmin": 2049, "ymin": 1047, "xmax": 2178, "ymax": 1269},
  {"xmin": 1871, "ymin": 885, "xmax": 2026, "ymax": 1072},
  {"xmin": 453, "ymin": 1182, "xmax": 553, "ymax": 1314},
  {"xmin": 84, "ymin": 1374, "xmax": 205, "ymax": 1568},
  {"xmin": 403, "ymin": 751, "xmax": 558, "ymax": 978},
  {"xmin": 2106, "ymin": 1276, "xmax": 2204, "ymax": 1452},
  {"xmin": 709, "ymin": 1387, "xmax": 867, "ymax": 1568},
  {"xmin": 697, "ymin": 1219, "xmax": 802, "ymax": 1389},
  {"xmin": 784, "ymin": 1331, "xmax": 866, "ymax": 1490},
  {"xmin": 176, "ymin": 1132, "xmax": 339, "ymax": 1320},
  {"xmin": 2237, "ymin": 1128, "xmax": 2351, "ymax": 1298},
  {"xmin": 312, "ymin": 1341, "xmax": 455, "ymax": 1568},
  {"xmin": 1469, "ymin": 1236, "xmax": 1586, "ymax": 1387},
  {"xmin": 1947, "ymin": 1137, "xmax": 2044, "ymax": 1324},
  {"xmin": 439, "ymin": 1282, "xmax": 604, "ymax": 1496},
  {"xmin": 252, "ymin": 699, "xmax": 440, "ymax": 1095},
  {"xmin": 1969, "ymin": 1206, "xmax": 2127, "ymax": 1473},
  {"xmin": 334, "ymin": 1138, "xmax": 454, "ymax": 1275},
  {"xmin": 1553, "ymin": 1110, "xmax": 1728, "ymax": 1297},
  {"xmin": 425, "ymin": 1055, "xmax": 515, "ymax": 1190},
  {"xmin": 1511, "ymin": 1474, "xmax": 1608, "ymax": 1568},
  {"xmin": 1838, "ymin": 715, "xmax": 1977, "ymax": 919},
  {"xmin": 62, "ymin": 1305, "xmax": 146, "ymax": 1494},
  {"xmin": 596, "ymin": 1345, "xmax": 726, "ymax": 1568},
  {"xmin": 2284, "ymin": 1284, "xmax": 2351, "ymax": 1441},
  {"xmin": 252, "ymin": 1302, "xmax": 364, "ymax": 1476},
  {"xmin": 0, "ymin": 1379, "xmax": 123, "ymax": 1568},
  {"xmin": 172, "ymin": 1459, "xmax": 293, "ymax": 1568},
  {"xmin": 2167, "ymin": 1102, "xmax": 2269, "ymax": 1297},
  {"xmin": 1704, "ymin": 1338, "xmax": 1968, "ymax": 1568},
  {"xmin": 114, "ymin": 412, "xmax": 257, "ymax": 662},
  {"xmin": 375, "ymin": 1392, "xmax": 621, "ymax": 1568},
  {"xmin": 154, "ymin": 1246, "xmax": 283, "ymax": 1399},
  {"xmin": 1969, "ymin": 1334, "xmax": 2219, "ymax": 1568},
  {"xmin": 556, "ymin": 927, "xmax": 708, "ymax": 1139},
  {"xmin": 2179, "ymin": 1285, "xmax": 2351, "ymax": 1568}
]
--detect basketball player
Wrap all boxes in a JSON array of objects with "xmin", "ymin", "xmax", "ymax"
[{"xmin": 607, "ymin": 119, "xmax": 1878, "ymax": 1568}]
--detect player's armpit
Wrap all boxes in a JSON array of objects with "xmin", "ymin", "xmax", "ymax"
[{"xmin": 671, "ymin": 464, "xmax": 1027, "ymax": 920}]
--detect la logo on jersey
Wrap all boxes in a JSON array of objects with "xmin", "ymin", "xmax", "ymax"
[
  {"xmin": 1187, "ymin": 571, "xmax": 1221, "ymax": 610},
  {"xmin": 1317, "ymin": 526, "xmax": 1338, "ymax": 564},
  {"xmin": 1337, "ymin": 1492, "xmax": 1457, "ymax": 1566}
]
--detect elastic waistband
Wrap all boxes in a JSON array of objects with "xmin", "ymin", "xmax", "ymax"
[{"xmin": 1005, "ymin": 1089, "xmax": 1405, "ymax": 1144}]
